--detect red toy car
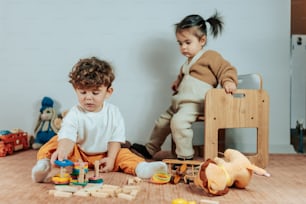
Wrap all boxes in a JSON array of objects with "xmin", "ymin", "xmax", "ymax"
[{"xmin": 0, "ymin": 130, "xmax": 30, "ymax": 157}]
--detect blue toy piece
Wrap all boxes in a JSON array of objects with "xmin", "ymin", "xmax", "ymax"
[
  {"xmin": 54, "ymin": 159, "xmax": 74, "ymax": 167},
  {"xmin": 0, "ymin": 130, "xmax": 11, "ymax": 135}
]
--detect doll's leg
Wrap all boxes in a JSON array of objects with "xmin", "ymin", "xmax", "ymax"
[{"xmin": 171, "ymin": 103, "xmax": 199, "ymax": 159}]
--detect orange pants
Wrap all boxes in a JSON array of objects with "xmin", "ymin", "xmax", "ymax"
[{"xmin": 37, "ymin": 136, "xmax": 144, "ymax": 176}]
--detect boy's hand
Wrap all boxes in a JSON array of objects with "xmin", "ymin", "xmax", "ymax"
[
  {"xmin": 50, "ymin": 149, "xmax": 68, "ymax": 165},
  {"xmin": 223, "ymin": 81, "xmax": 237, "ymax": 94},
  {"xmin": 50, "ymin": 138, "xmax": 74, "ymax": 165},
  {"xmin": 99, "ymin": 157, "xmax": 115, "ymax": 173}
]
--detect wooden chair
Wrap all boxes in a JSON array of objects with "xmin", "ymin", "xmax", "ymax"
[
  {"xmin": 204, "ymin": 73, "xmax": 269, "ymax": 168},
  {"xmin": 171, "ymin": 73, "xmax": 269, "ymax": 168}
]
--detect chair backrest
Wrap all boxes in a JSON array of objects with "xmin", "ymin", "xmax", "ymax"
[
  {"xmin": 204, "ymin": 73, "xmax": 269, "ymax": 167},
  {"xmin": 237, "ymin": 73, "xmax": 262, "ymax": 89}
]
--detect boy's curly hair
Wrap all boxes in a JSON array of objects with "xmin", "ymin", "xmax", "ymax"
[{"xmin": 69, "ymin": 57, "xmax": 115, "ymax": 89}]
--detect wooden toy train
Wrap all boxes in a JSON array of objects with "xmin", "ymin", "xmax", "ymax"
[{"xmin": 0, "ymin": 130, "xmax": 30, "ymax": 157}]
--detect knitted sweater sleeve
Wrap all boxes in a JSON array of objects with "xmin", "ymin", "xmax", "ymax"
[{"xmin": 189, "ymin": 50, "xmax": 238, "ymax": 88}]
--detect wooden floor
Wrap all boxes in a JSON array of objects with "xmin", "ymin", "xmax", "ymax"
[{"xmin": 1, "ymin": 149, "xmax": 306, "ymax": 204}]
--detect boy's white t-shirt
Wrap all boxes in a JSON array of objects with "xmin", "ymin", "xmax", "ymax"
[{"xmin": 57, "ymin": 101, "xmax": 126, "ymax": 154}]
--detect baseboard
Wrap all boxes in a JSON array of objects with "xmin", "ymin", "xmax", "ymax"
[{"xmin": 226, "ymin": 142, "xmax": 296, "ymax": 154}]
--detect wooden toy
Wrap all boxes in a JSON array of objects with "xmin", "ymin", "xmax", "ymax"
[
  {"xmin": 127, "ymin": 177, "xmax": 142, "ymax": 185},
  {"xmin": 162, "ymin": 159, "xmax": 202, "ymax": 184},
  {"xmin": 71, "ymin": 161, "xmax": 88, "ymax": 186},
  {"xmin": 52, "ymin": 159, "xmax": 74, "ymax": 185},
  {"xmin": 72, "ymin": 161, "xmax": 88, "ymax": 175},
  {"xmin": 49, "ymin": 178, "xmax": 141, "ymax": 200},
  {"xmin": 88, "ymin": 160, "xmax": 103, "ymax": 184},
  {"xmin": 0, "ymin": 130, "xmax": 30, "ymax": 157},
  {"xmin": 200, "ymin": 199, "xmax": 219, "ymax": 204}
]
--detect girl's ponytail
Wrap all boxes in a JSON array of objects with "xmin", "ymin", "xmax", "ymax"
[{"xmin": 205, "ymin": 12, "xmax": 224, "ymax": 38}]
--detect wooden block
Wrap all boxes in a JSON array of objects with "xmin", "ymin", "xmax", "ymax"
[
  {"xmin": 53, "ymin": 190, "xmax": 73, "ymax": 198},
  {"xmin": 200, "ymin": 199, "xmax": 219, "ymax": 204},
  {"xmin": 130, "ymin": 189, "xmax": 139, "ymax": 197},
  {"xmin": 127, "ymin": 177, "xmax": 142, "ymax": 185},
  {"xmin": 74, "ymin": 190, "xmax": 90, "ymax": 197},
  {"xmin": 121, "ymin": 185, "xmax": 140, "ymax": 194},
  {"xmin": 91, "ymin": 191, "xmax": 110, "ymax": 198},
  {"xmin": 102, "ymin": 184, "xmax": 120, "ymax": 190},
  {"xmin": 48, "ymin": 189, "xmax": 56, "ymax": 195},
  {"xmin": 55, "ymin": 185, "xmax": 80, "ymax": 193},
  {"xmin": 83, "ymin": 186, "xmax": 101, "ymax": 193},
  {"xmin": 117, "ymin": 193, "xmax": 135, "ymax": 200}
]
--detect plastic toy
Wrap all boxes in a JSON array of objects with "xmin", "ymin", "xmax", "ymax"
[
  {"xmin": 194, "ymin": 149, "xmax": 271, "ymax": 196},
  {"xmin": 0, "ymin": 130, "xmax": 30, "ymax": 157},
  {"xmin": 32, "ymin": 96, "xmax": 59, "ymax": 149},
  {"xmin": 150, "ymin": 171, "xmax": 171, "ymax": 184}
]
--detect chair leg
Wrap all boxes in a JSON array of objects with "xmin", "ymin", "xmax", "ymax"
[
  {"xmin": 218, "ymin": 129, "xmax": 226, "ymax": 153},
  {"xmin": 171, "ymin": 138, "xmax": 176, "ymax": 155}
]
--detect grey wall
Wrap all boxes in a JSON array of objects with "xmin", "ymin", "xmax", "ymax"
[{"xmin": 0, "ymin": 0, "xmax": 294, "ymax": 153}]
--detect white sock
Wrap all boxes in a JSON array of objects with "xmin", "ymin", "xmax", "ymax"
[
  {"xmin": 31, "ymin": 159, "xmax": 51, "ymax": 183},
  {"xmin": 135, "ymin": 161, "xmax": 167, "ymax": 179}
]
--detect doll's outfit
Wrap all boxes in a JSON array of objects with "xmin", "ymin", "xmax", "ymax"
[{"xmin": 133, "ymin": 49, "xmax": 238, "ymax": 159}]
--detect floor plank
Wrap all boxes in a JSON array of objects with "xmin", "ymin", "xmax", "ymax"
[{"xmin": 0, "ymin": 150, "xmax": 306, "ymax": 204}]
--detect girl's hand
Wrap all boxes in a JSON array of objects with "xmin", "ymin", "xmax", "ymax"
[
  {"xmin": 99, "ymin": 157, "xmax": 115, "ymax": 173},
  {"xmin": 172, "ymin": 79, "xmax": 179, "ymax": 93},
  {"xmin": 223, "ymin": 81, "xmax": 237, "ymax": 94}
]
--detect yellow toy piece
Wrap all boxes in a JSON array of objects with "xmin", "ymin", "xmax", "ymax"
[
  {"xmin": 52, "ymin": 173, "xmax": 71, "ymax": 185},
  {"xmin": 172, "ymin": 198, "xmax": 196, "ymax": 204}
]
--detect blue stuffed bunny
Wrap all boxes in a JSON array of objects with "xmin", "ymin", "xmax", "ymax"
[{"xmin": 32, "ymin": 97, "xmax": 59, "ymax": 150}]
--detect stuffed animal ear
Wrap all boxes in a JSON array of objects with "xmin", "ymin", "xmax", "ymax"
[
  {"xmin": 246, "ymin": 164, "xmax": 271, "ymax": 177},
  {"xmin": 205, "ymin": 163, "xmax": 229, "ymax": 196}
]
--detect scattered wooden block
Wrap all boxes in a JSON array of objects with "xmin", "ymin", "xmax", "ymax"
[
  {"xmin": 74, "ymin": 190, "xmax": 90, "ymax": 197},
  {"xmin": 127, "ymin": 177, "xmax": 142, "ymax": 185},
  {"xmin": 49, "ymin": 177, "xmax": 141, "ymax": 201},
  {"xmin": 117, "ymin": 193, "xmax": 135, "ymax": 201},
  {"xmin": 55, "ymin": 185, "xmax": 81, "ymax": 193},
  {"xmin": 200, "ymin": 199, "xmax": 219, "ymax": 204},
  {"xmin": 53, "ymin": 190, "xmax": 73, "ymax": 198},
  {"xmin": 91, "ymin": 191, "xmax": 110, "ymax": 198}
]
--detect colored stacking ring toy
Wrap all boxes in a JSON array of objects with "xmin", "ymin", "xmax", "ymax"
[
  {"xmin": 54, "ymin": 159, "xmax": 74, "ymax": 167},
  {"xmin": 52, "ymin": 173, "xmax": 71, "ymax": 185},
  {"xmin": 72, "ymin": 161, "xmax": 89, "ymax": 175},
  {"xmin": 88, "ymin": 176, "xmax": 103, "ymax": 184},
  {"xmin": 150, "ymin": 171, "xmax": 171, "ymax": 184}
]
